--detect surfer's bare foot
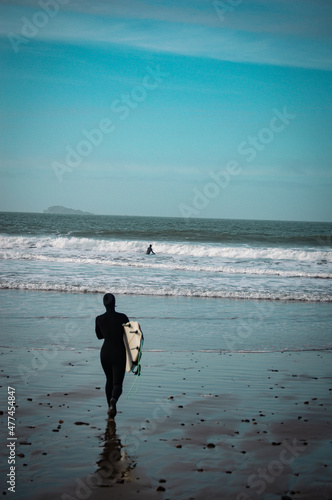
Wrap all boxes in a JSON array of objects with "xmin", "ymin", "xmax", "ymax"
[{"xmin": 108, "ymin": 399, "xmax": 117, "ymax": 419}]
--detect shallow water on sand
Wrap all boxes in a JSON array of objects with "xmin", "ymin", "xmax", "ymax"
[
  {"xmin": 1, "ymin": 290, "xmax": 331, "ymax": 499},
  {"xmin": 1, "ymin": 290, "xmax": 331, "ymax": 355}
]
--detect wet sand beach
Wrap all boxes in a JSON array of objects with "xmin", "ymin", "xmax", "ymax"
[{"xmin": 0, "ymin": 290, "xmax": 331, "ymax": 499}]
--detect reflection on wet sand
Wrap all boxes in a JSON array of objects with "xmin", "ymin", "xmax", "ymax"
[{"xmin": 95, "ymin": 419, "xmax": 134, "ymax": 487}]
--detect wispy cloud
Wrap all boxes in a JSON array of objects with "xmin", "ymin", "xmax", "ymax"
[
  {"xmin": 1, "ymin": 0, "xmax": 331, "ymax": 70},
  {"xmin": 4, "ymin": 0, "xmax": 331, "ymax": 38}
]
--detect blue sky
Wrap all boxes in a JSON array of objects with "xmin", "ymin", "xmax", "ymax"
[{"xmin": 0, "ymin": 0, "xmax": 331, "ymax": 221}]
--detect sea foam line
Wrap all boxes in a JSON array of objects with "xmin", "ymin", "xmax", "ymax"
[
  {"xmin": 0, "ymin": 235, "xmax": 331, "ymax": 262},
  {"xmin": 1, "ymin": 252, "xmax": 330, "ymax": 279},
  {"xmin": 0, "ymin": 281, "xmax": 331, "ymax": 302}
]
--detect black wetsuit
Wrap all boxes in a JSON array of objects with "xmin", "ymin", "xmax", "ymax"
[{"xmin": 95, "ymin": 309, "xmax": 129, "ymax": 405}]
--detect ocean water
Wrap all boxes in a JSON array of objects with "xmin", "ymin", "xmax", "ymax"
[
  {"xmin": 0, "ymin": 212, "xmax": 331, "ymax": 302},
  {"xmin": 1, "ymin": 214, "xmax": 331, "ymax": 500}
]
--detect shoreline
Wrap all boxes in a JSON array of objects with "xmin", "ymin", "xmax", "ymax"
[
  {"xmin": 1, "ymin": 349, "xmax": 331, "ymax": 499},
  {"xmin": 1, "ymin": 286, "xmax": 331, "ymax": 303},
  {"xmin": 0, "ymin": 290, "xmax": 331, "ymax": 499}
]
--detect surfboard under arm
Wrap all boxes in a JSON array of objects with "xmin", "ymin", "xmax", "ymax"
[{"xmin": 123, "ymin": 321, "xmax": 144, "ymax": 373}]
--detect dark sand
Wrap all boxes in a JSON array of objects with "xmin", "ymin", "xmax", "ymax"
[
  {"xmin": 1, "ymin": 349, "xmax": 331, "ymax": 500},
  {"xmin": 1, "ymin": 290, "xmax": 331, "ymax": 499}
]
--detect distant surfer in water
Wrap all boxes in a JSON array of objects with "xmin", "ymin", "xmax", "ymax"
[
  {"xmin": 146, "ymin": 244, "xmax": 155, "ymax": 255},
  {"xmin": 95, "ymin": 293, "xmax": 129, "ymax": 419}
]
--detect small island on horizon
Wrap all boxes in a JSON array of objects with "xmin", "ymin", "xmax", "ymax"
[{"xmin": 43, "ymin": 206, "xmax": 94, "ymax": 215}]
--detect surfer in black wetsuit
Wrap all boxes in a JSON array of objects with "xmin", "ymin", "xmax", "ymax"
[
  {"xmin": 146, "ymin": 244, "xmax": 155, "ymax": 255},
  {"xmin": 95, "ymin": 293, "xmax": 129, "ymax": 419}
]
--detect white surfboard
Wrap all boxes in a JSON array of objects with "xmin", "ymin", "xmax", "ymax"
[{"xmin": 123, "ymin": 321, "xmax": 144, "ymax": 374}]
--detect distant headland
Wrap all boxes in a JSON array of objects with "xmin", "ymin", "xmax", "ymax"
[{"xmin": 43, "ymin": 206, "xmax": 93, "ymax": 215}]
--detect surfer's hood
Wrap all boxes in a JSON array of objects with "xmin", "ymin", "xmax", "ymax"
[{"xmin": 103, "ymin": 293, "xmax": 115, "ymax": 309}]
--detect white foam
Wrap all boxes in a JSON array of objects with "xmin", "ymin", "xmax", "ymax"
[
  {"xmin": 1, "ymin": 234, "xmax": 331, "ymax": 303},
  {"xmin": 2, "ymin": 253, "xmax": 330, "ymax": 279},
  {"xmin": 0, "ymin": 280, "xmax": 331, "ymax": 302},
  {"xmin": 0, "ymin": 234, "xmax": 331, "ymax": 262},
  {"xmin": 0, "ymin": 235, "xmax": 331, "ymax": 280}
]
